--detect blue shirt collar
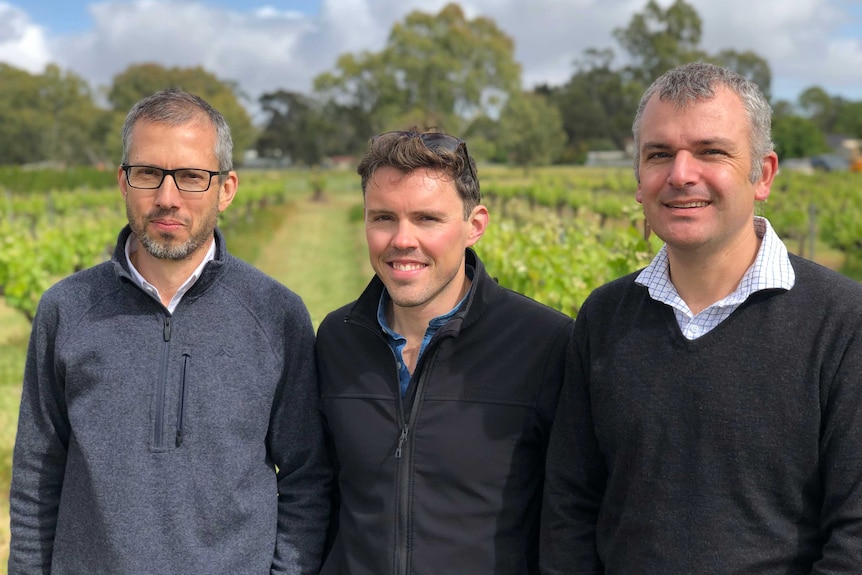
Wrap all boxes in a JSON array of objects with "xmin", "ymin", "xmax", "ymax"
[{"xmin": 377, "ymin": 264, "xmax": 475, "ymax": 396}]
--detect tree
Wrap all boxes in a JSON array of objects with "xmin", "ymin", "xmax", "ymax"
[
  {"xmin": 712, "ymin": 49, "xmax": 772, "ymax": 100},
  {"xmin": 797, "ymin": 87, "xmax": 862, "ymax": 137},
  {"xmin": 798, "ymin": 86, "xmax": 836, "ymax": 132},
  {"xmin": 771, "ymin": 115, "xmax": 829, "ymax": 159},
  {"xmin": 106, "ymin": 64, "xmax": 256, "ymax": 166},
  {"xmin": 313, "ymin": 3, "xmax": 521, "ymax": 135},
  {"xmin": 497, "ymin": 92, "xmax": 566, "ymax": 170},
  {"xmin": 257, "ymin": 90, "xmax": 329, "ymax": 167},
  {"xmin": 542, "ymin": 48, "xmax": 643, "ymax": 161},
  {"xmin": 0, "ymin": 63, "xmax": 109, "ymax": 166},
  {"xmin": 831, "ymin": 100, "xmax": 862, "ymax": 138},
  {"xmin": 543, "ymin": 0, "xmax": 776, "ymax": 163},
  {"xmin": 613, "ymin": 0, "xmax": 706, "ymax": 85},
  {"xmin": 40, "ymin": 64, "xmax": 113, "ymax": 166},
  {"xmin": 0, "ymin": 64, "xmax": 46, "ymax": 164}
]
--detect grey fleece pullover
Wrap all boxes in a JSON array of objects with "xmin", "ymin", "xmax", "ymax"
[{"xmin": 9, "ymin": 226, "xmax": 331, "ymax": 574}]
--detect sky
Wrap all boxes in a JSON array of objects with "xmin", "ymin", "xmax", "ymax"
[{"xmin": 1, "ymin": 0, "xmax": 861, "ymax": 116}]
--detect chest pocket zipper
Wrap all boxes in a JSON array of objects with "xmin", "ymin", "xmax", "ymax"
[{"xmin": 176, "ymin": 352, "xmax": 190, "ymax": 447}]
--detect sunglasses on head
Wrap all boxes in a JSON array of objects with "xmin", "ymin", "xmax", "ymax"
[{"xmin": 376, "ymin": 131, "xmax": 477, "ymax": 184}]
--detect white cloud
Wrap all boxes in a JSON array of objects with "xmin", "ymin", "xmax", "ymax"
[
  {"xmin": 0, "ymin": 2, "xmax": 52, "ymax": 73},
  {"xmin": 0, "ymin": 0, "xmax": 859, "ymax": 110}
]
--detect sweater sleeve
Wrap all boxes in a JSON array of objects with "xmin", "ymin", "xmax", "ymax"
[
  {"xmin": 8, "ymin": 297, "xmax": 69, "ymax": 574},
  {"xmin": 268, "ymin": 301, "xmax": 333, "ymax": 574},
  {"xmin": 539, "ymin": 311, "xmax": 605, "ymax": 575},
  {"xmin": 811, "ymin": 328, "xmax": 862, "ymax": 573}
]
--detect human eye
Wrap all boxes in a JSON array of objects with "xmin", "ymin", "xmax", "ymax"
[
  {"xmin": 643, "ymin": 149, "xmax": 671, "ymax": 161},
  {"xmin": 367, "ymin": 213, "xmax": 393, "ymax": 222},
  {"xmin": 133, "ymin": 166, "xmax": 161, "ymax": 177},
  {"xmin": 177, "ymin": 169, "xmax": 207, "ymax": 183}
]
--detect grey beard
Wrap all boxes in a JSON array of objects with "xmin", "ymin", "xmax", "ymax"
[{"xmin": 139, "ymin": 232, "xmax": 203, "ymax": 261}]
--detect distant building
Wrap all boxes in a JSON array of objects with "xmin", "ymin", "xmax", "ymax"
[
  {"xmin": 585, "ymin": 150, "xmax": 629, "ymax": 167},
  {"xmin": 324, "ymin": 155, "xmax": 356, "ymax": 170},
  {"xmin": 241, "ymin": 148, "xmax": 292, "ymax": 169},
  {"xmin": 584, "ymin": 139, "xmax": 635, "ymax": 167}
]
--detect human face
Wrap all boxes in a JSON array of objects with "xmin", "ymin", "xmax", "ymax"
[
  {"xmin": 365, "ymin": 167, "xmax": 488, "ymax": 318},
  {"xmin": 635, "ymin": 87, "xmax": 777, "ymax": 259},
  {"xmin": 118, "ymin": 120, "xmax": 237, "ymax": 262}
]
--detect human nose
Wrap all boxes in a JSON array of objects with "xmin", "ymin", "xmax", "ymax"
[
  {"xmin": 666, "ymin": 151, "xmax": 699, "ymax": 189},
  {"xmin": 390, "ymin": 220, "xmax": 418, "ymax": 250},
  {"xmin": 153, "ymin": 171, "xmax": 182, "ymax": 208}
]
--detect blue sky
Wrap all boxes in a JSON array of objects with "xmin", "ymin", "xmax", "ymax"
[
  {"xmin": 21, "ymin": 1, "xmax": 321, "ymax": 34},
  {"xmin": 1, "ymin": 0, "xmax": 861, "ymax": 108}
]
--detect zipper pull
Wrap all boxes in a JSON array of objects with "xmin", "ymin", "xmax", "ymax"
[
  {"xmin": 163, "ymin": 316, "xmax": 171, "ymax": 341},
  {"xmin": 395, "ymin": 425, "xmax": 409, "ymax": 459}
]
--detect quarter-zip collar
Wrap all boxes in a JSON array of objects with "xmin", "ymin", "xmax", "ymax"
[{"xmin": 110, "ymin": 225, "xmax": 229, "ymax": 305}]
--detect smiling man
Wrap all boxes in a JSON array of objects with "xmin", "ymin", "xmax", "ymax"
[
  {"xmin": 8, "ymin": 88, "xmax": 331, "ymax": 574},
  {"xmin": 316, "ymin": 129, "xmax": 574, "ymax": 573},
  {"xmin": 540, "ymin": 62, "xmax": 862, "ymax": 574}
]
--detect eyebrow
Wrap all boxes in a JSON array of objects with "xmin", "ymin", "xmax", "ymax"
[
  {"xmin": 641, "ymin": 137, "xmax": 737, "ymax": 150},
  {"xmin": 365, "ymin": 207, "xmax": 449, "ymax": 219}
]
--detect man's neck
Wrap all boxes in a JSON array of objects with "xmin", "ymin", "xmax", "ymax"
[
  {"xmin": 387, "ymin": 277, "xmax": 471, "ymax": 342},
  {"xmin": 130, "ymin": 237, "xmax": 213, "ymax": 306},
  {"xmin": 667, "ymin": 234, "xmax": 762, "ymax": 315}
]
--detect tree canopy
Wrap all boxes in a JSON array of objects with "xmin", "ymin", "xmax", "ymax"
[
  {"xmin": 1, "ymin": 0, "xmax": 860, "ymax": 171},
  {"xmin": 313, "ymin": 3, "xmax": 520, "ymax": 136}
]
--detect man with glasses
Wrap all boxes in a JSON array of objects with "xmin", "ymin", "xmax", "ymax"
[
  {"xmin": 9, "ymin": 88, "xmax": 331, "ymax": 574},
  {"xmin": 316, "ymin": 128, "xmax": 574, "ymax": 573}
]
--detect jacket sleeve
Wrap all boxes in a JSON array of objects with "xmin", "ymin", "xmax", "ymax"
[
  {"xmin": 8, "ymin": 298, "xmax": 69, "ymax": 574},
  {"xmin": 811, "ymin": 327, "xmax": 862, "ymax": 573},
  {"xmin": 268, "ymin": 303, "xmax": 333, "ymax": 574},
  {"xmin": 540, "ymin": 312, "xmax": 605, "ymax": 575}
]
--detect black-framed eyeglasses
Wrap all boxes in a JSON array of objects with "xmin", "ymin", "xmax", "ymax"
[
  {"xmin": 121, "ymin": 165, "xmax": 230, "ymax": 193},
  {"xmin": 376, "ymin": 131, "xmax": 478, "ymax": 184}
]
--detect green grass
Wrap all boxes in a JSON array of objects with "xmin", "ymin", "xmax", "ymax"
[{"xmin": 250, "ymin": 189, "xmax": 372, "ymax": 329}]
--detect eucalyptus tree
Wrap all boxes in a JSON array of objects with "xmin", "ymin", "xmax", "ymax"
[{"xmin": 313, "ymin": 3, "xmax": 521, "ymax": 135}]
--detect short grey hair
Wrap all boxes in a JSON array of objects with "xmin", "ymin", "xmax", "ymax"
[
  {"xmin": 121, "ymin": 88, "xmax": 233, "ymax": 172},
  {"xmin": 631, "ymin": 62, "xmax": 773, "ymax": 183}
]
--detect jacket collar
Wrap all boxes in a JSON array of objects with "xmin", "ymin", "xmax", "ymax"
[
  {"xmin": 347, "ymin": 247, "xmax": 500, "ymax": 337},
  {"xmin": 110, "ymin": 225, "xmax": 229, "ymax": 298}
]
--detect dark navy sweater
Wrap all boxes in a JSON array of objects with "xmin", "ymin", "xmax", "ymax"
[{"xmin": 541, "ymin": 255, "xmax": 862, "ymax": 574}]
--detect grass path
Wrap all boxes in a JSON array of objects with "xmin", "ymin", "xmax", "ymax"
[{"xmin": 252, "ymin": 190, "xmax": 372, "ymax": 329}]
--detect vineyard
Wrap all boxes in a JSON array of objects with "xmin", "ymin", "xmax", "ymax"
[
  {"xmin": 0, "ymin": 164, "xmax": 860, "ymax": 570},
  {"xmin": 1, "ymin": 164, "xmax": 860, "ymax": 325}
]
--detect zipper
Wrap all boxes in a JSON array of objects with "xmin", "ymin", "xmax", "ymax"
[
  {"xmin": 154, "ymin": 315, "xmax": 172, "ymax": 449},
  {"xmin": 344, "ymin": 313, "xmax": 443, "ymax": 574},
  {"xmin": 394, "ymin": 425, "xmax": 409, "ymax": 458},
  {"xmin": 176, "ymin": 352, "xmax": 190, "ymax": 447},
  {"xmin": 394, "ymin": 348, "xmax": 436, "ymax": 575}
]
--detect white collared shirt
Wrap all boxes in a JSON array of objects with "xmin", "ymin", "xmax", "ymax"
[
  {"xmin": 635, "ymin": 217, "xmax": 796, "ymax": 340},
  {"xmin": 124, "ymin": 234, "xmax": 216, "ymax": 314}
]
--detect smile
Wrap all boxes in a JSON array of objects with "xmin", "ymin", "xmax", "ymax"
[
  {"xmin": 391, "ymin": 262, "xmax": 426, "ymax": 271},
  {"xmin": 667, "ymin": 201, "xmax": 709, "ymax": 208}
]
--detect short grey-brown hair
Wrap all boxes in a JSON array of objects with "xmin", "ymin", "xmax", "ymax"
[
  {"xmin": 121, "ymin": 88, "xmax": 233, "ymax": 172},
  {"xmin": 632, "ymin": 62, "xmax": 774, "ymax": 183}
]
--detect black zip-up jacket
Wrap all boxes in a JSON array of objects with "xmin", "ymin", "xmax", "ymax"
[{"xmin": 317, "ymin": 249, "xmax": 574, "ymax": 574}]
